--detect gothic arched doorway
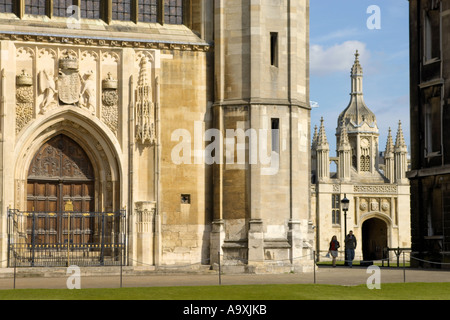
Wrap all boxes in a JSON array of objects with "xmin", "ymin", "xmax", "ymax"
[
  {"xmin": 9, "ymin": 121, "xmax": 126, "ymax": 267},
  {"xmin": 362, "ymin": 218, "xmax": 388, "ymax": 261},
  {"xmin": 26, "ymin": 134, "xmax": 95, "ymax": 245}
]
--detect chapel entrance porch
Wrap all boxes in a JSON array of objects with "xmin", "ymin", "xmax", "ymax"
[{"xmin": 8, "ymin": 134, "xmax": 125, "ymax": 267}]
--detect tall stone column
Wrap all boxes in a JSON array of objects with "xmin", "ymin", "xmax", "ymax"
[{"xmin": 212, "ymin": 0, "xmax": 311, "ymax": 272}]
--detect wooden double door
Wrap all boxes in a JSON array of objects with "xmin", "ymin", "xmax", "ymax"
[{"xmin": 26, "ymin": 134, "xmax": 96, "ymax": 245}]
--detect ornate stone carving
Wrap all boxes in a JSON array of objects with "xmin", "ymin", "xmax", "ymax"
[
  {"xmin": 57, "ymin": 56, "xmax": 81, "ymax": 105},
  {"xmin": 38, "ymin": 69, "xmax": 58, "ymax": 114},
  {"xmin": 101, "ymin": 73, "xmax": 119, "ymax": 135},
  {"xmin": 79, "ymin": 70, "xmax": 96, "ymax": 114},
  {"xmin": 381, "ymin": 200, "xmax": 390, "ymax": 212},
  {"xmin": 2, "ymin": 32, "xmax": 213, "ymax": 52},
  {"xmin": 135, "ymin": 201, "xmax": 156, "ymax": 234},
  {"xmin": 28, "ymin": 135, "xmax": 94, "ymax": 180},
  {"xmin": 102, "ymin": 90, "xmax": 118, "ymax": 107},
  {"xmin": 135, "ymin": 56, "xmax": 156, "ymax": 145},
  {"xmin": 370, "ymin": 199, "xmax": 379, "ymax": 211},
  {"xmin": 15, "ymin": 69, "xmax": 34, "ymax": 133},
  {"xmin": 359, "ymin": 199, "xmax": 368, "ymax": 211},
  {"xmin": 16, "ymin": 85, "xmax": 33, "ymax": 103},
  {"xmin": 102, "ymin": 72, "xmax": 118, "ymax": 105},
  {"xmin": 353, "ymin": 185, "xmax": 398, "ymax": 194},
  {"xmin": 16, "ymin": 69, "xmax": 33, "ymax": 87}
]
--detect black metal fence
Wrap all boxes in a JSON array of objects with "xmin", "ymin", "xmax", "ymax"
[{"xmin": 7, "ymin": 209, "xmax": 127, "ymax": 267}]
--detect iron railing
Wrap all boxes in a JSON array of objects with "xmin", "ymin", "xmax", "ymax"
[{"xmin": 7, "ymin": 209, "xmax": 127, "ymax": 267}]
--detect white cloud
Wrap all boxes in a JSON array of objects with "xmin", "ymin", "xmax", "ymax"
[{"xmin": 310, "ymin": 40, "xmax": 370, "ymax": 76}]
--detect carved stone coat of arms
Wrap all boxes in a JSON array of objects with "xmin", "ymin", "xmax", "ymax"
[{"xmin": 57, "ymin": 57, "xmax": 81, "ymax": 105}]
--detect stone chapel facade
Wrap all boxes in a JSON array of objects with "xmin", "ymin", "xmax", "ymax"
[
  {"xmin": 311, "ymin": 52, "xmax": 411, "ymax": 262},
  {"xmin": 0, "ymin": 1, "xmax": 312, "ymax": 273}
]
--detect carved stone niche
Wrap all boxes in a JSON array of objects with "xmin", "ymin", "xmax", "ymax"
[{"xmin": 15, "ymin": 69, "xmax": 34, "ymax": 133}]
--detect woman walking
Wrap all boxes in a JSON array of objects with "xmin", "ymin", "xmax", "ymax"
[{"xmin": 328, "ymin": 235, "xmax": 340, "ymax": 267}]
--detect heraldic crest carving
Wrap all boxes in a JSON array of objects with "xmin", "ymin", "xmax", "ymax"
[{"xmin": 57, "ymin": 56, "xmax": 81, "ymax": 105}]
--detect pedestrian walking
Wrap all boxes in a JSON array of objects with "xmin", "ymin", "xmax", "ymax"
[
  {"xmin": 328, "ymin": 235, "xmax": 340, "ymax": 267},
  {"xmin": 344, "ymin": 230, "xmax": 357, "ymax": 267}
]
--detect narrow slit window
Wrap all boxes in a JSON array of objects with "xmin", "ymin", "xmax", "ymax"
[
  {"xmin": 424, "ymin": 10, "xmax": 440, "ymax": 62},
  {"xmin": 332, "ymin": 194, "xmax": 341, "ymax": 225},
  {"xmin": 270, "ymin": 32, "xmax": 278, "ymax": 67},
  {"xmin": 271, "ymin": 118, "xmax": 280, "ymax": 153}
]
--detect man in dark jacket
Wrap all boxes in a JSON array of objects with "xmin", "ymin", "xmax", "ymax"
[{"xmin": 344, "ymin": 230, "xmax": 357, "ymax": 267}]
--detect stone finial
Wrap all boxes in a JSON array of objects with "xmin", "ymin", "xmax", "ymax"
[
  {"xmin": 338, "ymin": 120, "xmax": 350, "ymax": 147},
  {"xmin": 385, "ymin": 127, "xmax": 394, "ymax": 154},
  {"xmin": 395, "ymin": 120, "xmax": 407, "ymax": 149},
  {"xmin": 351, "ymin": 50, "xmax": 363, "ymax": 76},
  {"xmin": 138, "ymin": 56, "xmax": 151, "ymax": 87},
  {"xmin": 317, "ymin": 117, "xmax": 329, "ymax": 148}
]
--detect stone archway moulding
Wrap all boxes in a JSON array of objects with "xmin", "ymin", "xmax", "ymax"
[
  {"xmin": 13, "ymin": 107, "xmax": 124, "ymax": 212},
  {"xmin": 359, "ymin": 211, "xmax": 393, "ymax": 251},
  {"xmin": 358, "ymin": 211, "xmax": 393, "ymax": 228}
]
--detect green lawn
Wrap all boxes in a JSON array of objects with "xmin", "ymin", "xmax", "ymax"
[{"xmin": 0, "ymin": 282, "xmax": 449, "ymax": 300}]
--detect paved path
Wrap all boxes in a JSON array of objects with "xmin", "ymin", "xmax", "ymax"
[{"xmin": 0, "ymin": 266, "xmax": 449, "ymax": 290}]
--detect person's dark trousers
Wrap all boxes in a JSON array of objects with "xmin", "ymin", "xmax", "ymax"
[{"xmin": 346, "ymin": 248, "xmax": 355, "ymax": 267}]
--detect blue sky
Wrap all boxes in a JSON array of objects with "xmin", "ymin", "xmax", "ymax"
[{"xmin": 310, "ymin": 0, "xmax": 410, "ymax": 155}]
